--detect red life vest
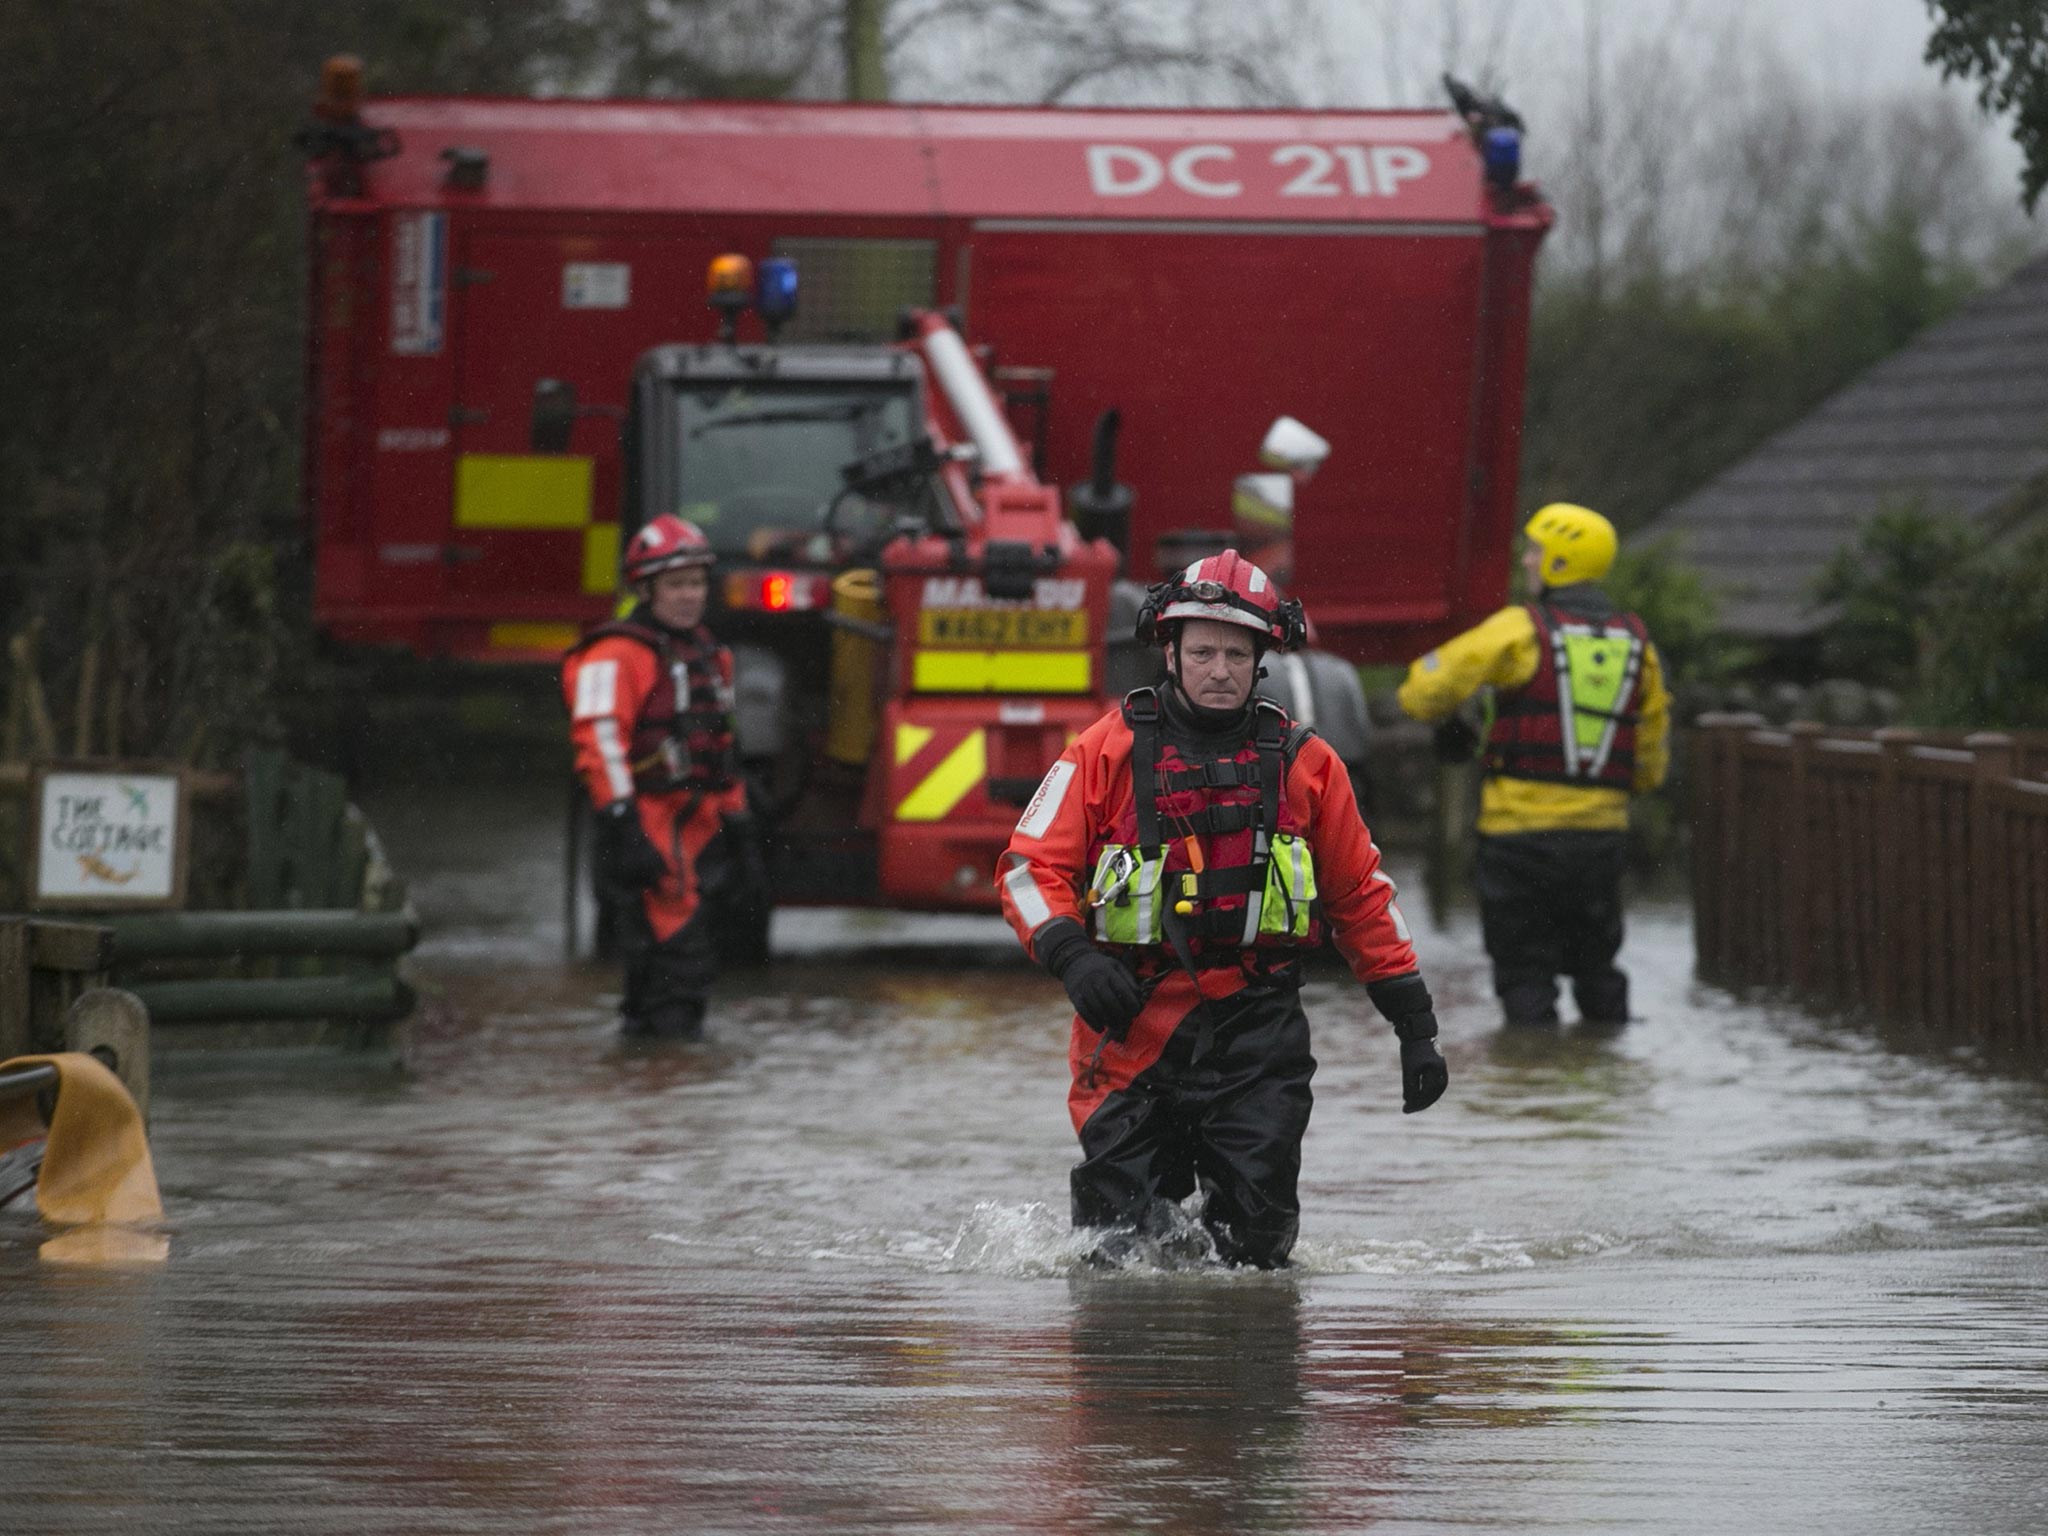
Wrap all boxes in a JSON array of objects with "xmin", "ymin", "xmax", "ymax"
[
  {"xmin": 1484, "ymin": 598, "xmax": 1649, "ymax": 788},
  {"xmin": 568, "ymin": 616, "xmax": 739, "ymax": 794},
  {"xmin": 1087, "ymin": 687, "xmax": 1324, "ymax": 973}
]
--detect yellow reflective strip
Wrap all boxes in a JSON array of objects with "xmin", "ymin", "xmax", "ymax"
[
  {"xmin": 911, "ymin": 650, "xmax": 1091, "ymax": 693},
  {"xmin": 894, "ymin": 723, "xmax": 935, "ymax": 765},
  {"xmin": 895, "ymin": 729, "xmax": 986, "ymax": 822},
  {"xmin": 488, "ymin": 622, "xmax": 581, "ymax": 651},
  {"xmin": 581, "ymin": 523, "xmax": 621, "ymax": 594},
  {"xmin": 454, "ymin": 454, "xmax": 594, "ymax": 529}
]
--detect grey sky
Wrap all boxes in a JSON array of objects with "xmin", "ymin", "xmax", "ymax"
[
  {"xmin": 1331, "ymin": 0, "xmax": 2019, "ymax": 176},
  {"xmin": 890, "ymin": 0, "xmax": 2034, "ymax": 232}
]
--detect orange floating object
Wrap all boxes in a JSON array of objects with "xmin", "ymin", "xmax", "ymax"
[{"xmin": 1, "ymin": 1052, "xmax": 164, "ymax": 1262}]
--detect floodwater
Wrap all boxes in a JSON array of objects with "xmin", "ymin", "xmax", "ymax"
[{"xmin": 6, "ymin": 779, "xmax": 2048, "ymax": 1534}]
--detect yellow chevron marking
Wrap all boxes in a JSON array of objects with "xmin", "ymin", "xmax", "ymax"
[
  {"xmin": 895, "ymin": 723, "xmax": 936, "ymax": 765},
  {"xmin": 895, "ymin": 729, "xmax": 986, "ymax": 822}
]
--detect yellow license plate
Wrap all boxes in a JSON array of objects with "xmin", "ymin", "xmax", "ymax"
[{"xmin": 917, "ymin": 608, "xmax": 1088, "ymax": 647}]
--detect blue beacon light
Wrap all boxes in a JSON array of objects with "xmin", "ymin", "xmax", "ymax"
[
  {"xmin": 757, "ymin": 258, "xmax": 799, "ymax": 334},
  {"xmin": 1481, "ymin": 126, "xmax": 1521, "ymax": 190}
]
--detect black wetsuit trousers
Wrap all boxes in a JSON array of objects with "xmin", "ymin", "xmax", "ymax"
[
  {"xmin": 1071, "ymin": 981, "xmax": 1316, "ymax": 1269},
  {"xmin": 614, "ymin": 898, "xmax": 715, "ymax": 1036},
  {"xmin": 1472, "ymin": 829, "xmax": 1630, "ymax": 1025}
]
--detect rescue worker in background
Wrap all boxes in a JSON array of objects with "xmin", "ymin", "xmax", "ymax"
[
  {"xmin": 561, "ymin": 515, "xmax": 764, "ymax": 1039},
  {"xmin": 998, "ymin": 551, "xmax": 1447, "ymax": 1269},
  {"xmin": 1397, "ymin": 503, "xmax": 1669, "ymax": 1029}
]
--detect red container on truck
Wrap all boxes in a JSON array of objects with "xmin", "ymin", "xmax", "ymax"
[
  {"xmin": 298, "ymin": 66, "xmax": 1551, "ymax": 932},
  {"xmin": 303, "ymin": 77, "xmax": 1549, "ymax": 663}
]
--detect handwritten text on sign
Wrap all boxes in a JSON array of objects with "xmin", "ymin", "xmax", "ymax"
[{"xmin": 37, "ymin": 772, "xmax": 181, "ymax": 903}]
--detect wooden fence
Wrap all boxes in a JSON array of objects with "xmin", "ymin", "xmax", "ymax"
[
  {"xmin": 4, "ymin": 750, "xmax": 413, "ymax": 1039},
  {"xmin": 1691, "ymin": 715, "xmax": 2048, "ymax": 1066}
]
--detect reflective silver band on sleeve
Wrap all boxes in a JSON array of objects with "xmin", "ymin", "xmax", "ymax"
[
  {"xmin": 1368, "ymin": 840, "xmax": 1412, "ymax": 943},
  {"xmin": 593, "ymin": 717, "xmax": 633, "ymax": 801},
  {"xmin": 1003, "ymin": 861, "xmax": 1053, "ymax": 932},
  {"xmin": 572, "ymin": 659, "xmax": 618, "ymax": 720}
]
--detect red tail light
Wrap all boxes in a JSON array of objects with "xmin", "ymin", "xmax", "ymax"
[{"xmin": 723, "ymin": 570, "xmax": 831, "ymax": 612}]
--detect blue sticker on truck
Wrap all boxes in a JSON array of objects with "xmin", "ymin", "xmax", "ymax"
[{"xmin": 389, "ymin": 211, "xmax": 447, "ymax": 356}]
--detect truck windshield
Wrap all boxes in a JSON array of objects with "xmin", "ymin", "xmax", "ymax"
[{"xmin": 672, "ymin": 383, "xmax": 919, "ymax": 558}]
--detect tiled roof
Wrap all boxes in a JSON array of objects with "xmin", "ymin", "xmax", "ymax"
[{"xmin": 1649, "ymin": 252, "xmax": 2048, "ymax": 637}]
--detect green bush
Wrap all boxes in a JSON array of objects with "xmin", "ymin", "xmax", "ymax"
[
  {"xmin": 1815, "ymin": 503, "xmax": 2048, "ymax": 727},
  {"xmin": 1602, "ymin": 537, "xmax": 1754, "ymax": 688}
]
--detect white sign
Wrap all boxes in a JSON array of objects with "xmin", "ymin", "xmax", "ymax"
[
  {"xmin": 563, "ymin": 262, "xmax": 631, "ymax": 310},
  {"xmin": 921, "ymin": 576, "xmax": 1085, "ymax": 610},
  {"xmin": 35, "ymin": 772, "xmax": 183, "ymax": 906},
  {"xmin": 1085, "ymin": 142, "xmax": 1432, "ymax": 200},
  {"xmin": 389, "ymin": 211, "xmax": 447, "ymax": 355}
]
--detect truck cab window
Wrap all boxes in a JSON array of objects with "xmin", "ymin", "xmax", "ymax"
[{"xmin": 673, "ymin": 384, "xmax": 918, "ymax": 559}]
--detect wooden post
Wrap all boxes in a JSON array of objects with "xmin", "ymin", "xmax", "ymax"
[
  {"xmin": 1784, "ymin": 722, "xmax": 1824, "ymax": 1000},
  {"xmin": 1965, "ymin": 733, "xmax": 2016, "ymax": 1056},
  {"xmin": 1872, "ymin": 728, "xmax": 1922, "ymax": 1027},
  {"xmin": 1689, "ymin": 715, "xmax": 1737, "ymax": 981},
  {"xmin": 0, "ymin": 919, "xmax": 29, "ymax": 1060},
  {"xmin": 64, "ymin": 987, "xmax": 151, "ymax": 1122},
  {"xmin": 1692, "ymin": 712, "xmax": 1764, "ymax": 984},
  {"xmin": 28, "ymin": 921, "xmax": 114, "ymax": 1051},
  {"xmin": 0, "ymin": 917, "xmax": 113, "ymax": 1060},
  {"xmin": 1687, "ymin": 718, "xmax": 1722, "ymax": 980},
  {"xmin": 1424, "ymin": 756, "xmax": 1475, "ymax": 932}
]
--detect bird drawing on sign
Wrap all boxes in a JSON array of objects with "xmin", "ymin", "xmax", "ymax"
[{"xmin": 118, "ymin": 782, "xmax": 151, "ymax": 816}]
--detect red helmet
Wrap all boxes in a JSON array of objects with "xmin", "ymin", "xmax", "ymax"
[
  {"xmin": 1137, "ymin": 548, "xmax": 1307, "ymax": 651},
  {"xmin": 623, "ymin": 515, "xmax": 715, "ymax": 583}
]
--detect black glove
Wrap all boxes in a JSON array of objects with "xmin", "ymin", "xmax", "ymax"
[
  {"xmin": 1432, "ymin": 712, "xmax": 1482, "ymax": 764},
  {"xmin": 1035, "ymin": 918, "xmax": 1144, "ymax": 1041},
  {"xmin": 594, "ymin": 799, "xmax": 667, "ymax": 894},
  {"xmin": 1399, "ymin": 1036, "xmax": 1448, "ymax": 1114},
  {"xmin": 1368, "ymin": 972, "xmax": 1449, "ymax": 1114}
]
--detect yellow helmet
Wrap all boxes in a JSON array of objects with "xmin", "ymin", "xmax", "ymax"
[{"xmin": 1524, "ymin": 502, "xmax": 1617, "ymax": 586}]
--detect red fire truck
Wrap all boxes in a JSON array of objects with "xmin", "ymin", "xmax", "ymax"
[{"xmin": 298, "ymin": 63, "xmax": 1552, "ymax": 935}]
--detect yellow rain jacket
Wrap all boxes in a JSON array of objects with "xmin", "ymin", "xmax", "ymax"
[{"xmin": 1398, "ymin": 601, "xmax": 1670, "ymax": 836}]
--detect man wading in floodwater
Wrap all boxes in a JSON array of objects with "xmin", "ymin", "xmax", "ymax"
[
  {"xmin": 996, "ymin": 551, "xmax": 1447, "ymax": 1269},
  {"xmin": 562, "ymin": 515, "xmax": 766, "ymax": 1039},
  {"xmin": 1397, "ymin": 503, "xmax": 1669, "ymax": 1029}
]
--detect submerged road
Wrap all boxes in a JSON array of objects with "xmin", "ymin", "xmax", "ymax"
[{"xmin": 5, "ymin": 779, "xmax": 2047, "ymax": 1533}]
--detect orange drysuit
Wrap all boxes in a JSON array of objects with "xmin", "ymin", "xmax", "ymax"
[
  {"xmin": 563, "ymin": 616, "xmax": 746, "ymax": 1029},
  {"xmin": 998, "ymin": 698, "xmax": 1419, "ymax": 1131}
]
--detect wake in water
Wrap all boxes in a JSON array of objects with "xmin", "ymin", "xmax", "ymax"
[
  {"xmin": 928, "ymin": 1199, "xmax": 1630, "ymax": 1279},
  {"xmin": 645, "ymin": 1199, "xmax": 1634, "ymax": 1278}
]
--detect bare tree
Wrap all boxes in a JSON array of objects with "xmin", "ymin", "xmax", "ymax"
[{"xmin": 887, "ymin": 0, "xmax": 1329, "ymax": 107}]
